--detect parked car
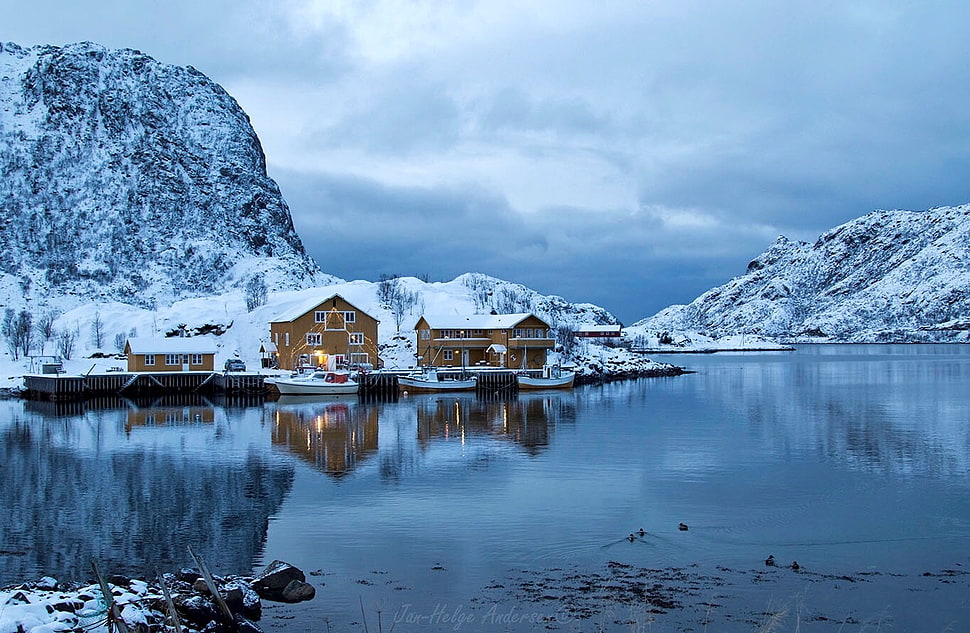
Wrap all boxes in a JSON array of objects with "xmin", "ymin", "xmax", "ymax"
[{"xmin": 224, "ymin": 358, "xmax": 247, "ymax": 372}]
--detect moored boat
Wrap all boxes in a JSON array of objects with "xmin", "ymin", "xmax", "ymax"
[
  {"xmin": 270, "ymin": 370, "xmax": 360, "ymax": 395},
  {"xmin": 516, "ymin": 365, "xmax": 575, "ymax": 390},
  {"xmin": 398, "ymin": 368, "xmax": 477, "ymax": 393}
]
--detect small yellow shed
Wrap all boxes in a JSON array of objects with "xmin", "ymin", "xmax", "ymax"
[{"xmin": 124, "ymin": 337, "xmax": 218, "ymax": 372}]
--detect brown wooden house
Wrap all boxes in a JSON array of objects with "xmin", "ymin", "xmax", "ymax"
[
  {"xmin": 124, "ymin": 338, "xmax": 217, "ymax": 372},
  {"xmin": 413, "ymin": 313, "xmax": 554, "ymax": 369},
  {"xmin": 269, "ymin": 294, "xmax": 380, "ymax": 371}
]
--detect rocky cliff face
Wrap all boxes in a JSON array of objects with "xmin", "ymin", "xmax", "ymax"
[
  {"xmin": 633, "ymin": 205, "xmax": 970, "ymax": 342},
  {"xmin": 0, "ymin": 41, "xmax": 332, "ymax": 309}
]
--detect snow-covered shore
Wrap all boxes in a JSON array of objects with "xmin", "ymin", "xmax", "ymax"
[{"xmin": 1, "ymin": 561, "xmax": 314, "ymax": 633}]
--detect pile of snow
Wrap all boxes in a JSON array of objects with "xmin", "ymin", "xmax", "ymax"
[{"xmin": 623, "ymin": 328, "xmax": 792, "ymax": 352}]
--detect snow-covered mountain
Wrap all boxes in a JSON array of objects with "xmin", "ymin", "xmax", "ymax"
[
  {"xmin": 0, "ymin": 41, "xmax": 331, "ymax": 310},
  {"xmin": 632, "ymin": 204, "xmax": 970, "ymax": 342}
]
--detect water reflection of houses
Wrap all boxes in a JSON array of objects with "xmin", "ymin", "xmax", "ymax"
[
  {"xmin": 269, "ymin": 397, "xmax": 379, "ymax": 477},
  {"xmin": 415, "ymin": 393, "xmax": 575, "ymax": 455},
  {"xmin": 126, "ymin": 402, "xmax": 215, "ymax": 431}
]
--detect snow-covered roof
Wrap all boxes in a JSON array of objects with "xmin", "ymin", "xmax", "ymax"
[
  {"xmin": 416, "ymin": 313, "xmax": 545, "ymax": 330},
  {"xmin": 125, "ymin": 337, "xmax": 218, "ymax": 355},
  {"xmin": 269, "ymin": 293, "xmax": 371, "ymax": 323}
]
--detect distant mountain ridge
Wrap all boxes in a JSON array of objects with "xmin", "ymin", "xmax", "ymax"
[
  {"xmin": 0, "ymin": 41, "xmax": 332, "ymax": 310},
  {"xmin": 633, "ymin": 204, "xmax": 970, "ymax": 342}
]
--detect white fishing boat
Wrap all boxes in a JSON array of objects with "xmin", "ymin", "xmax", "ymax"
[
  {"xmin": 398, "ymin": 368, "xmax": 477, "ymax": 393},
  {"xmin": 269, "ymin": 370, "xmax": 360, "ymax": 395},
  {"xmin": 517, "ymin": 365, "xmax": 575, "ymax": 390}
]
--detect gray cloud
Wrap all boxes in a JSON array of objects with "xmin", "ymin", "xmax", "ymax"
[{"xmin": 8, "ymin": 0, "xmax": 970, "ymax": 322}]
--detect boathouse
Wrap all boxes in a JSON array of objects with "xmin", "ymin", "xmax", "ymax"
[
  {"xmin": 124, "ymin": 337, "xmax": 218, "ymax": 372},
  {"xmin": 413, "ymin": 313, "xmax": 555, "ymax": 369},
  {"xmin": 268, "ymin": 294, "xmax": 380, "ymax": 371},
  {"xmin": 574, "ymin": 324, "xmax": 623, "ymax": 338}
]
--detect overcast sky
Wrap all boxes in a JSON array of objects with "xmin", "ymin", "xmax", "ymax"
[{"xmin": 6, "ymin": 1, "xmax": 970, "ymax": 322}]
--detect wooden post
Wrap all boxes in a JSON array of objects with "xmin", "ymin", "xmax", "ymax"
[
  {"xmin": 91, "ymin": 560, "xmax": 132, "ymax": 633},
  {"xmin": 187, "ymin": 545, "xmax": 234, "ymax": 624}
]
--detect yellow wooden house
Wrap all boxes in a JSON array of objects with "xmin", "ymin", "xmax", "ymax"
[
  {"xmin": 124, "ymin": 337, "xmax": 218, "ymax": 372},
  {"xmin": 268, "ymin": 294, "xmax": 380, "ymax": 371},
  {"xmin": 412, "ymin": 313, "xmax": 554, "ymax": 369}
]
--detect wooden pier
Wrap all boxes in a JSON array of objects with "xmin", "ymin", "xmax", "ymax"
[
  {"xmin": 359, "ymin": 369, "xmax": 519, "ymax": 396},
  {"xmin": 22, "ymin": 371, "xmax": 268, "ymax": 401},
  {"xmin": 23, "ymin": 368, "xmax": 526, "ymax": 401}
]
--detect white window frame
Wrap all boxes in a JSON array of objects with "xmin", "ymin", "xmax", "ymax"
[
  {"xmin": 343, "ymin": 311, "xmax": 356, "ymax": 324},
  {"xmin": 315, "ymin": 311, "xmax": 327, "ymax": 323},
  {"xmin": 443, "ymin": 350, "xmax": 454, "ymax": 361},
  {"xmin": 420, "ymin": 329, "xmax": 430, "ymax": 340},
  {"xmin": 144, "ymin": 354, "xmax": 155, "ymax": 366},
  {"xmin": 165, "ymin": 354, "xmax": 180, "ymax": 366},
  {"xmin": 284, "ymin": 332, "xmax": 290, "ymax": 346},
  {"xmin": 190, "ymin": 354, "xmax": 203, "ymax": 365},
  {"xmin": 306, "ymin": 332, "xmax": 322, "ymax": 346},
  {"xmin": 349, "ymin": 332, "xmax": 364, "ymax": 346}
]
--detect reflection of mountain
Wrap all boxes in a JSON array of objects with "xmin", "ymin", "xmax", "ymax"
[
  {"xmin": 671, "ymin": 350, "xmax": 970, "ymax": 477},
  {"xmin": 415, "ymin": 393, "xmax": 575, "ymax": 455},
  {"xmin": 269, "ymin": 397, "xmax": 379, "ymax": 478},
  {"xmin": 0, "ymin": 402, "xmax": 293, "ymax": 582}
]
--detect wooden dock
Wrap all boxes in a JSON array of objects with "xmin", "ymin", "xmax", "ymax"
[
  {"xmin": 360, "ymin": 369, "xmax": 519, "ymax": 395},
  {"xmin": 23, "ymin": 368, "xmax": 528, "ymax": 401},
  {"xmin": 22, "ymin": 371, "xmax": 267, "ymax": 401}
]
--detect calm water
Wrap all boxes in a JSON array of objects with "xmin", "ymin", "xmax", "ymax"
[{"xmin": 2, "ymin": 344, "xmax": 970, "ymax": 631}]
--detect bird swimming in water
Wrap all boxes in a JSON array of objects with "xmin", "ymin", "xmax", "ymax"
[
  {"xmin": 791, "ymin": 561, "xmax": 800, "ymax": 571},
  {"xmin": 765, "ymin": 554, "xmax": 776, "ymax": 567},
  {"xmin": 627, "ymin": 533, "xmax": 636, "ymax": 542},
  {"xmin": 638, "ymin": 528, "xmax": 645, "ymax": 537},
  {"xmin": 678, "ymin": 522, "xmax": 689, "ymax": 531}
]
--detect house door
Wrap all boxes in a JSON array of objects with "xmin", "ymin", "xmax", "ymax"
[
  {"xmin": 462, "ymin": 350, "xmax": 470, "ymax": 366},
  {"xmin": 182, "ymin": 355, "xmax": 190, "ymax": 371}
]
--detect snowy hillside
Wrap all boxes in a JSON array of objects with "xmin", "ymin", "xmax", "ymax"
[
  {"xmin": 0, "ymin": 41, "xmax": 331, "ymax": 311},
  {"xmin": 0, "ymin": 272, "xmax": 642, "ymax": 390},
  {"xmin": 631, "ymin": 204, "xmax": 970, "ymax": 343}
]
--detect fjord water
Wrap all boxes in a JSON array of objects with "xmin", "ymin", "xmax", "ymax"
[{"xmin": 2, "ymin": 345, "xmax": 969, "ymax": 630}]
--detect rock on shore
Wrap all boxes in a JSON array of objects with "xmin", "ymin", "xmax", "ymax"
[{"xmin": 0, "ymin": 560, "xmax": 314, "ymax": 633}]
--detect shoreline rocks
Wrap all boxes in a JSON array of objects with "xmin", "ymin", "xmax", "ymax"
[{"xmin": 0, "ymin": 560, "xmax": 315, "ymax": 633}]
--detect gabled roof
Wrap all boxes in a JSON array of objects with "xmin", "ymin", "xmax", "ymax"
[
  {"xmin": 415, "ymin": 313, "xmax": 548, "ymax": 330},
  {"xmin": 269, "ymin": 293, "xmax": 373, "ymax": 324},
  {"xmin": 125, "ymin": 337, "xmax": 218, "ymax": 355}
]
